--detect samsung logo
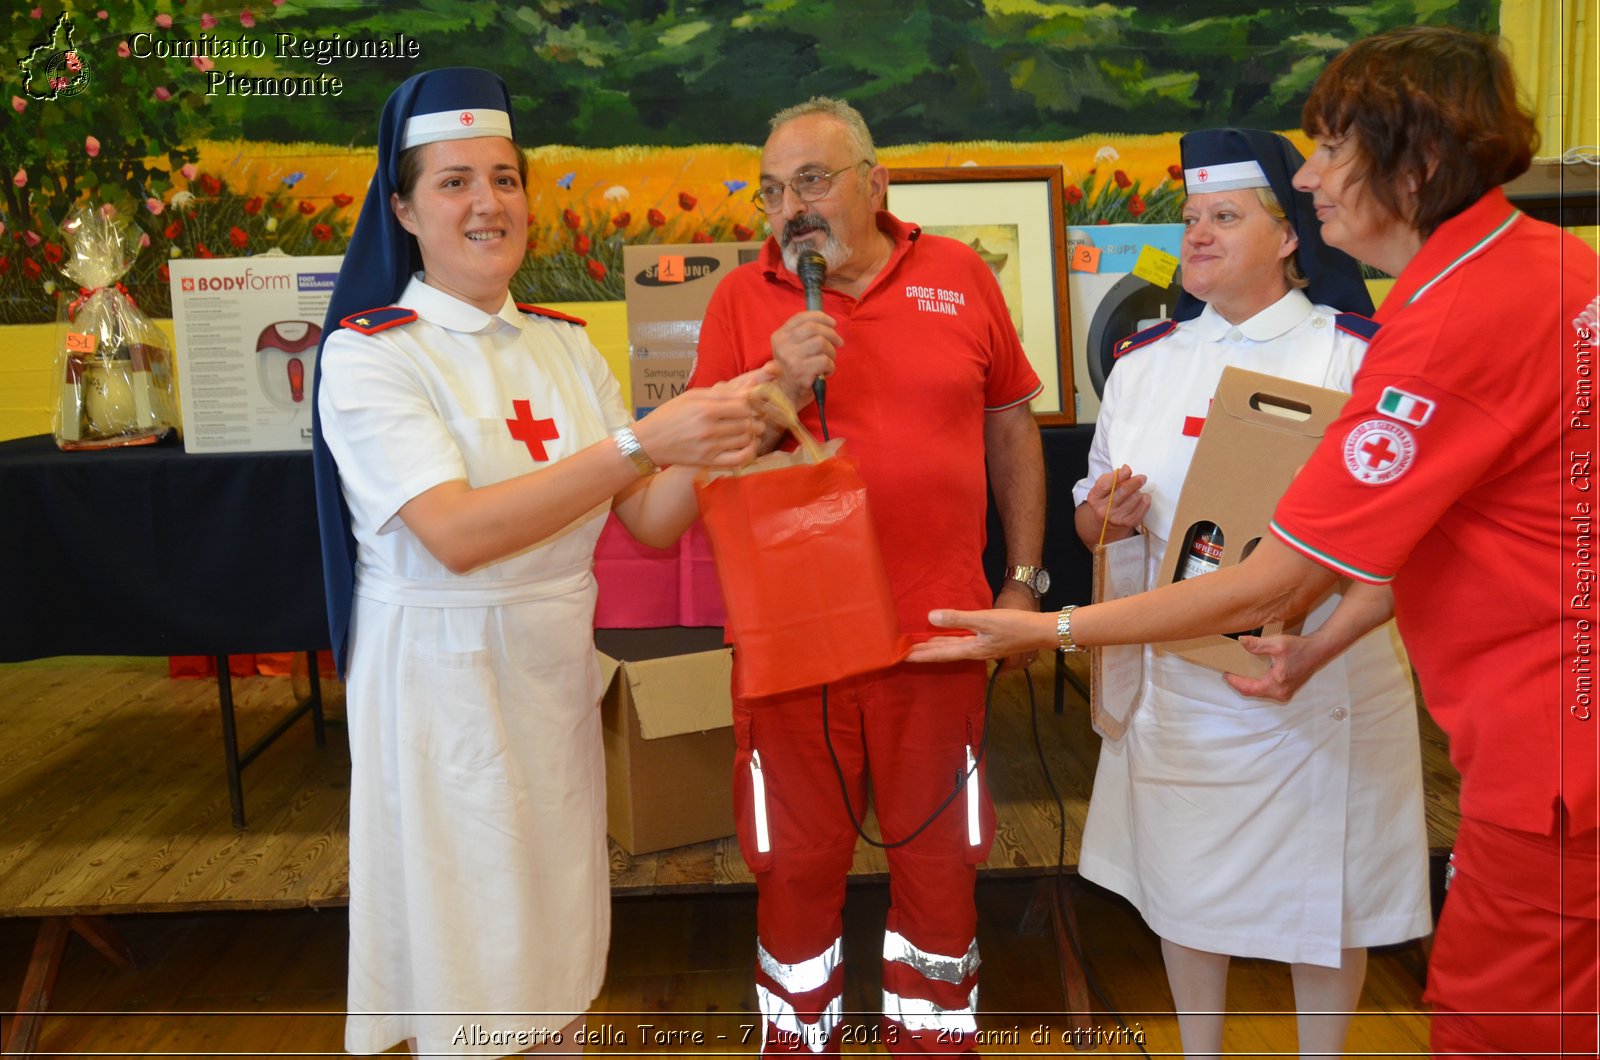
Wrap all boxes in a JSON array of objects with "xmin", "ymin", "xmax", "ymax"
[{"xmin": 633, "ymin": 256, "xmax": 724, "ymax": 287}]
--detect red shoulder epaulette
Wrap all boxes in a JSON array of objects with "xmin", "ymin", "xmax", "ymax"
[
  {"xmin": 516, "ymin": 303, "xmax": 588, "ymax": 327},
  {"xmin": 341, "ymin": 307, "xmax": 418, "ymax": 334},
  {"xmin": 1113, "ymin": 319, "xmax": 1178, "ymax": 359},
  {"xmin": 1334, "ymin": 312, "xmax": 1380, "ymax": 342}
]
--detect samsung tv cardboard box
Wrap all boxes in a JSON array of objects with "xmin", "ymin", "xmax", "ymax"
[{"xmin": 622, "ymin": 242, "xmax": 761, "ymax": 418}]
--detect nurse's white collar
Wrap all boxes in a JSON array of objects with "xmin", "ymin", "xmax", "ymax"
[
  {"xmin": 398, "ymin": 275, "xmax": 524, "ymax": 334},
  {"xmin": 1194, "ymin": 288, "xmax": 1314, "ymax": 343}
]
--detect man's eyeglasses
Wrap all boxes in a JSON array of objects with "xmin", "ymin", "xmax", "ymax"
[{"xmin": 752, "ymin": 161, "xmax": 869, "ymax": 214}]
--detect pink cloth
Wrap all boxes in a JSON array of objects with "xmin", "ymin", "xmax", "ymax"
[{"xmin": 592, "ymin": 514, "xmax": 726, "ymax": 628}]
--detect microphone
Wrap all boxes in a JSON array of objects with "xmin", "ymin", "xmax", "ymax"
[{"xmin": 796, "ymin": 249, "xmax": 830, "ymax": 439}]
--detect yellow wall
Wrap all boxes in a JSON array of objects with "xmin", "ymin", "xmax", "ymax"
[
  {"xmin": 1501, "ymin": 0, "xmax": 1600, "ymax": 254},
  {"xmin": 0, "ymin": 302, "xmax": 632, "ymax": 444},
  {"xmin": 0, "ymin": 323, "xmax": 60, "ymax": 441}
]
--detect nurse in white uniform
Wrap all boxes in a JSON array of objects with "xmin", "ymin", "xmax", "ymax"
[
  {"xmin": 310, "ymin": 68, "xmax": 767, "ymax": 1057},
  {"xmin": 1071, "ymin": 130, "xmax": 1431, "ymax": 1059}
]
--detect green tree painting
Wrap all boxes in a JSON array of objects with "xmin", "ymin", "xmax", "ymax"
[{"xmin": 3, "ymin": 0, "xmax": 1498, "ymax": 322}]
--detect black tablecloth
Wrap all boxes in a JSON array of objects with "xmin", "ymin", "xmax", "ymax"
[
  {"xmin": 0, "ymin": 434, "xmax": 330, "ymax": 660},
  {"xmin": 0, "ymin": 425, "xmax": 1095, "ymax": 660}
]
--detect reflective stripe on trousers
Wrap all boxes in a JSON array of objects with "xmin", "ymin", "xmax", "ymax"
[
  {"xmin": 883, "ymin": 986, "xmax": 981, "ymax": 1035},
  {"xmin": 756, "ymin": 936, "xmax": 844, "ymax": 1055},
  {"xmin": 882, "ymin": 930, "xmax": 981, "ymax": 1051}
]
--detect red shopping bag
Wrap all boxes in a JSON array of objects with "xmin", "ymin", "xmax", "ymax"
[{"xmin": 697, "ymin": 435, "xmax": 908, "ymax": 696}]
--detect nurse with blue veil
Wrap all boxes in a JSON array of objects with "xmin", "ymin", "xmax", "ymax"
[
  {"xmin": 1068, "ymin": 129, "xmax": 1431, "ymax": 1060},
  {"xmin": 312, "ymin": 67, "xmax": 766, "ymax": 1055}
]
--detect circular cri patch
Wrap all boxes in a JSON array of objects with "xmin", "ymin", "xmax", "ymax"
[{"xmin": 1343, "ymin": 419, "xmax": 1416, "ymax": 485}]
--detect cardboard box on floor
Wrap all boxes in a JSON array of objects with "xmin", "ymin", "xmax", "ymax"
[
  {"xmin": 597, "ymin": 628, "xmax": 735, "ymax": 854},
  {"xmin": 1155, "ymin": 367, "xmax": 1350, "ymax": 677}
]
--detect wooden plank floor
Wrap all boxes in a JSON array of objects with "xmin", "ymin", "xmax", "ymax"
[
  {"xmin": 2, "ymin": 656, "xmax": 1106, "ymax": 912},
  {"xmin": 0, "ymin": 656, "xmax": 1465, "ymax": 915},
  {"xmin": 0, "ymin": 655, "xmax": 1453, "ymax": 1055},
  {"xmin": 0, "ymin": 658, "xmax": 351, "ymax": 916},
  {"xmin": 0, "ymin": 655, "xmax": 1461, "ymax": 914},
  {"xmin": 0, "ymin": 878, "xmax": 1435, "ymax": 1055}
]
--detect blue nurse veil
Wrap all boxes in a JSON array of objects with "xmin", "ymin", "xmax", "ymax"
[
  {"xmin": 1171, "ymin": 128, "xmax": 1372, "ymax": 322},
  {"xmin": 310, "ymin": 67, "xmax": 517, "ymax": 677}
]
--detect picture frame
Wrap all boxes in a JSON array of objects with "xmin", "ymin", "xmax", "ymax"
[{"xmin": 886, "ymin": 166, "xmax": 1075, "ymax": 425}]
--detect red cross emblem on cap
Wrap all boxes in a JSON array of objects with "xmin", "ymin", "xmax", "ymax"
[
  {"xmin": 459, "ymin": 111, "xmax": 475, "ymax": 127},
  {"xmin": 1197, "ymin": 168, "xmax": 1209, "ymax": 182}
]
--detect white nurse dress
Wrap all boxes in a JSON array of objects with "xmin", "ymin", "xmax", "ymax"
[
  {"xmin": 1073, "ymin": 290, "xmax": 1432, "ymax": 967},
  {"xmin": 319, "ymin": 277, "xmax": 623, "ymax": 1054}
]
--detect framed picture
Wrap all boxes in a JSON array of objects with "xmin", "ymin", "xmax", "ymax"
[{"xmin": 887, "ymin": 166, "xmax": 1074, "ymax": 425}]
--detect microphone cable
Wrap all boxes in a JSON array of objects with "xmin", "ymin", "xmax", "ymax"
[
  {"xmin": 819, "ymin": 661, "xmax": 1151, "ymax": 1054},
  {"xmin": 820, "ymin": 666, "xmax": 995, "ymax": 850}
]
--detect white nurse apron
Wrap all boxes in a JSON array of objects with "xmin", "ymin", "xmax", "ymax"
[
  {"xmin": 1073, "ymin": 293, "xmax": 1432, "ymax": 966},
  {"xmin": 319, "ymin": 279, "xmax": 624, "ymax": 1054}
]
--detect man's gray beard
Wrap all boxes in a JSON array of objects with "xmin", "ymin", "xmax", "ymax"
[{"xmin": 779, "ymin": 226, "xmax": 853, "ymax": 277}]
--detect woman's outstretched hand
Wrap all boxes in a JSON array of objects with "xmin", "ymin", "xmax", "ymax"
[{"xmin": 905, "ymin": 607, "xmax": 1058, "ymax": 663}]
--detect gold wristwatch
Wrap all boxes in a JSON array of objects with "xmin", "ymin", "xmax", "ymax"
[{"xmin": 1005, "ymin": 564, "xmax": 1050, "ymax": 597}]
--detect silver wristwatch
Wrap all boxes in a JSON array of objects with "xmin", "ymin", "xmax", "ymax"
[
  {"xmin": 611, "ymin": 426, "xmax": 658, "ymax": 476},
  {"xmin": 1005, "ymin": 564, "xmax": 1051, "ymax": 596}
]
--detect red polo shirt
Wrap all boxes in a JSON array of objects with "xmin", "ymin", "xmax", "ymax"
[
  {"xmin": 1271, "ymin": 189, "xmax": 1599, "ymax": 838},
  {"xmin": 689, "ymin": 212, "xmax": 1041, "ymax": 633}
]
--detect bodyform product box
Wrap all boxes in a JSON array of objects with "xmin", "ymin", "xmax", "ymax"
[
  {"xmin": 169, "ymin": 256, "xmax": 343, "ymax": 452},
  {"xmin": 1155, "ymin": 367, "xmax": 1351, "ymax": 676},
  {"xmin": 622, "ymin": 242, "xmax": 761, "ymax": 418},
  {"xmin": 598, "ymin": 640, "xmax": 735, "ymax": 855}
]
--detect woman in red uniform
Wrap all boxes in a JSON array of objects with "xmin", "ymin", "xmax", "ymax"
[{"xmin": 910, "ymin": 25, "xmax": 1599, "ymax": 1058}]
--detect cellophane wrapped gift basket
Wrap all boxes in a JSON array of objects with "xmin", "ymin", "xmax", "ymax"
[{"xmin": 52, "ymin": 204, "xmax": 178, "ymax": 450}]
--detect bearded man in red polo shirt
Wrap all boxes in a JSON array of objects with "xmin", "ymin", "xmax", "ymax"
[{"xmin": 689, "ymin": 96, "xmax": 1047, "ymax": 1054}]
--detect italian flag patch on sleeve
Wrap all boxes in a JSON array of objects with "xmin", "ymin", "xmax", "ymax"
[{"xmin": 1377, "ymin": 387, "xmax": 1435, "ymax": 426}]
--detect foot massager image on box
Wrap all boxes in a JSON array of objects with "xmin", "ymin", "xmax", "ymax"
[{"xmin": 255, "ymin": 320, "xmax": 321, "ymax": 409}]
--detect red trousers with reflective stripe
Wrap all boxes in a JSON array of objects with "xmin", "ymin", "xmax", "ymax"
[
  {"xmin": 1426, "ymin": 815, "xmax": 1598, "ymax": 1058},
  {"xmin": 732, "ymin": 660, "xmax": 994, "ymax": 1055}
]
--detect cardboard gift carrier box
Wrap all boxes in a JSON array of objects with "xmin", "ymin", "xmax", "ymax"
[
  {"xmin": 598, "ymin": 634, "xmax": 735, "ymax": 855},
  {"xmin": 1155, "ymin": 366, "xmax": 1351, "ymax": 677}
]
